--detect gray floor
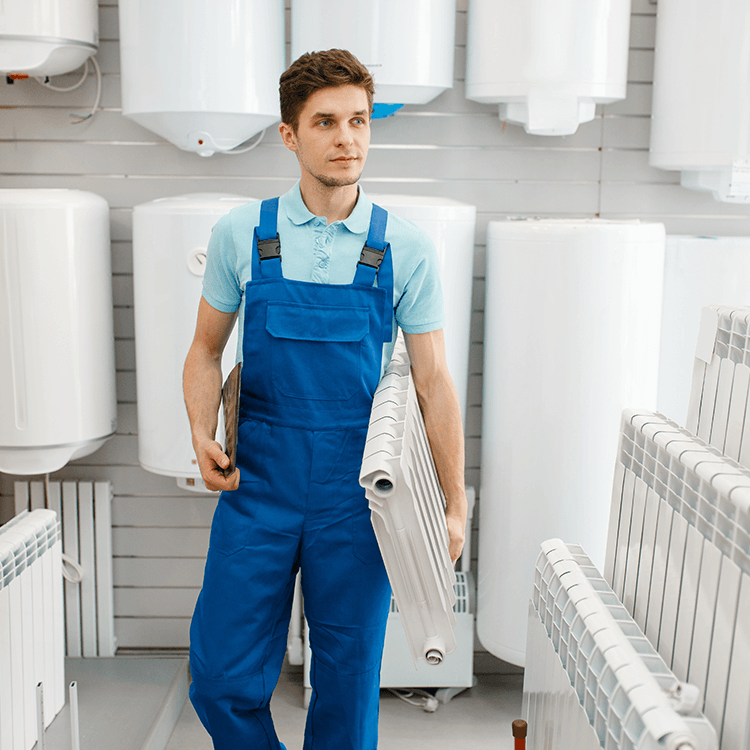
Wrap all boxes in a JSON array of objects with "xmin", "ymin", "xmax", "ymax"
[{"xmin": 165, "ymin": 665, "xmax": 524, "ymax": 750}]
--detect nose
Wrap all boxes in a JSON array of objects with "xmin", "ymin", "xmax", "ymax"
[{"xmin": 335, "ymin": 123, "xmax": 355, "ymax": 147}]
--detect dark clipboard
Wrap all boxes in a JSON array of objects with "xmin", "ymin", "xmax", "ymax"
[{"xmin": 220, "ymin": 362, "xmax": 242, "ymax": 478}]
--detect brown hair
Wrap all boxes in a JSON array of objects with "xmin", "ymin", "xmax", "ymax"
[{"xmin": 280, "ymin": 49, "xmax": 375, "ymax": 132}]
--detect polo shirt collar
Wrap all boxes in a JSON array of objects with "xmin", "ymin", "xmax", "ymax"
[{"xmin": 282, "ymin": 181, "xmax": 372, "ymax": 235}]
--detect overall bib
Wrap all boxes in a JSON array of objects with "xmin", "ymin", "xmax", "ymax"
[{"xmin": 189, "ymin": 198, "xmax": 394, "ymax": 750}]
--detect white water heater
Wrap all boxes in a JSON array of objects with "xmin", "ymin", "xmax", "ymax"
[
  {"xmin": 368, "ymin": 195, "xmax": 475, "ymax": 423},
  {"xmin": 479, "ymin": 219, "xmax": 665, "ymax": 666},
  {"xmin": 133, "ymin": 194, "xmax": 250, "ymax": 492},
  {"xmin": 466, "ymin": 0, "xmax": 632, "ymax": 135},
  {"xmin": 650, "ymin": 0, "xmax": 750, "ymax": 203},
  {"xmin": 658, "ymin": 236, "xmax": 750, "ymax": 428},
  {"xmin": 118, "ymin": 0, "xmax": 284, "ymax": 157},
  {"xmin": 0, "ymin": 0, "xmax": 98, "ymax": 76},
  {"xmin": 291, "ymin": 0, "xmax": 455, "ymax": 106},
  {"xmin": 0, "ymin": 190, "xmax": 117, "ymax": 475}
]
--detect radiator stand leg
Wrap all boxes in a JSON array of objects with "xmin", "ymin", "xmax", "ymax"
[
  {"xmin": 36, "ymin": 682, "xmax": 46, "ymax": 750},
  {"xmin": 70, "ymin": 681, "xmax": 80, "ymax": 750}
]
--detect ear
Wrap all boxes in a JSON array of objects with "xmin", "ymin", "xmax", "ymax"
[{"xmin": 279, "ymin": 122, "xmax": 298, "ymax": 153}]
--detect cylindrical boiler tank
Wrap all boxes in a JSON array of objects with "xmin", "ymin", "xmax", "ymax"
[
  {"xmin": 291, "ymin": 0, "xmax": 455, "ymax": 106},
  {"xmin": 658, "ymin": 236, "xmax": 750, "ymax": 428},
  {"xmin": 466, "ymin": 0, "xmax": 632, "ymax": 135},
  {"xmin": 649, "ymin": 0, "xmax": 750, "ymax": 203},
  {"xmin": 479, "ymin": 219, "xmax": 665, "ymax": 666},
  {"xmin": 118, "ymin": 0, "xmax": 284, "ymax": 157},
  {"xmin": 368, "ymin": 195, "xmax": 476, "ymax": 424},
  {"xmin": 0, "ymin": 0, "xmax": 98, "ymax": 77},
  {"xmin": 0, "ymin": 189, "xmax": 117, "ymax": 475},
  {"xmin": 132, "ymin": 194, "xmax": 251, "ymax": 492}
]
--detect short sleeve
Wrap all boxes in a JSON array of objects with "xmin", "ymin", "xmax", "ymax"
[
  {"xmin": 202, "ymin": 213, "xmax": 242, "ymax": 313},
  {"xmin": 393, "ymin": 225, "xmax": 445, "ymax": 334}
]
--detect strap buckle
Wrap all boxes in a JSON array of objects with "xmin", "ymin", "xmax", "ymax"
[
  {"xmin": 257, "ymin": 236, "xmax": 281, "ymax": 261},
  {"xmin": 359, "ymin": 244, "xmax": 385, "ymax": 269}
]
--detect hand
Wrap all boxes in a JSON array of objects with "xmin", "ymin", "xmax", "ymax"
[
  {"xmin": 193, "ymin": 437, "xmax": 240, "ymax": 493},
  {"xmin": 445, "ymin": 510, "xmax": 466, "ymax": 564}
]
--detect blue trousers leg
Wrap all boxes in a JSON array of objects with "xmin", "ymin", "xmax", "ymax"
[{"xmin": 301, "ymin": 427, "xmax": 392, "ymax": 750}]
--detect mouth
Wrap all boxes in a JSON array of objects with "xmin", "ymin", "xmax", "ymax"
[{"xmin": 330, "ymin": 156, "xmax": 358, "ymax": 163}]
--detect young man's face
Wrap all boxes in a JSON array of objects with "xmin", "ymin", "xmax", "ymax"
[{"xmin": 280, "ymin": 85, "xmax": 371, "ymax": 189}]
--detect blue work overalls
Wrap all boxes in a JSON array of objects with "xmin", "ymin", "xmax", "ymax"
[{"xmin": 189, "ymin": 197, "xmax": 394, "ymax": 750}]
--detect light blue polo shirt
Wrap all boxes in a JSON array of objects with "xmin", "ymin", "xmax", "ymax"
[{"xmin": 202, "ymin": 182, "xmax": 445, "ymax": 373}]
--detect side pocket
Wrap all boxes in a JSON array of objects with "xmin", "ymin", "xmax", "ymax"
[{"xmin": 208, "ymin": 485, "xmax": 259, "ymax": 557}]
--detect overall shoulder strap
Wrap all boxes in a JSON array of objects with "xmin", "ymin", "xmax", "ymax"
[
  {"xmin": 252, "ymin": 197, "xmax": 282, "ymax": 279},
  {"xmin": 353, "ymin": 203, "xmax": 393, "ymax": 343}
]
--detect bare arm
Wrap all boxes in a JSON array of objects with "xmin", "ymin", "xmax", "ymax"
[
  {"xmin": 183, "ymin": 296, "xmax": 240, "ymax": 492},
  {"xmin": 404, "ymin": 329, "xmax": 467, "ymax": 563}
]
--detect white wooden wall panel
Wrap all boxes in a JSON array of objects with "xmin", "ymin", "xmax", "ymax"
[{"xmin": 1, "ymin": 0, "xmax": 750, "ymax": 653}]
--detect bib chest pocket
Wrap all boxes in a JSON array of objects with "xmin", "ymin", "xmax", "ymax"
[{"xmin": 266, "ymin": 301, "xmax": 370, "ymax": 401}]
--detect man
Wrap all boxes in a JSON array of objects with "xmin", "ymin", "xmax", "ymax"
[{"xmin": 184, "ymin": 49, "xmax": 466, "ymax": 750}]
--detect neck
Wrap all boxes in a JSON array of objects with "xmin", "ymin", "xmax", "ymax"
[{"xmin": 298, "ymin": 175, "xmax": 360, "ymax": 224}]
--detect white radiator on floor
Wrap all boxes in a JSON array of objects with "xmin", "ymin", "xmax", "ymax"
[
  {"xmin": 14, "ymin": 480, "xmax": 115, "ymax": 658},
  {"xmin": 686, "ymin": 305, "xmax": 750, "ymax": 465},
  {"xmin": 0, "ymin": 509, "xmax": 65, "ymax": 750},
  {"xmin": 605, "ymin": 409, "xmax": 750, "ymax": 749},
  {"xmin": 524, "ymin": 539, "xmax": 718, "ymax": 750},
  {"xmin": 359, "ymin": 336, "xmax": 458, "ymax": 665}
]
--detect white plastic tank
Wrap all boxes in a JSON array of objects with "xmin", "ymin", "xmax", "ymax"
[
  {"xmin": 466, "ymin": 0, "xmax": 632, "ymax": 135},
  {"xmin": 0, "ymin": 0, "xmax": 98, "ymax": 76},
  {"xmin": 291, "ymin": 0, "xmax": 455, "ymax": 106},
  {"xmin": 0, "ymin": 189, "xmax": 117, "ymax": 475},
  {"xmin": 649, "ymin": 0, "xmax": 750, "ymax": 203},
  {"xmin": 132, "ymin": 194, "xmax": 250, "ymax": 492},
  {"xmin": 368, "ymin": 195, "xmax": 476, "ymax": 424},
  {"xmin": 479, "ymin": 219, "xmax": 665, "ymax": 666},
  {"xmin": 658, "ymin": 236, "xmax": 750, "ymax": 428},
  {"xmin": 118, "ymin": 0, "xmax": 284, "ymax": 157}
]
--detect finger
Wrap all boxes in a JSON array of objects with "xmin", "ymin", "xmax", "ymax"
[
  {"xmin": 206, "ymin": 444, "xmax": 231, "ymax": 470},
  {"xmin": 207, "ymin": 465, "xmax": 240, "ymax": 492},
  {"xmin": 227, "ymin": 467, "xmax": 240, "ymax": 490}
]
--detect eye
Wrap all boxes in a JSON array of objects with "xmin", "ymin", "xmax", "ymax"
[{"xmin": 318, "ymin": 119, "xmax": 331, "ymax": 127}]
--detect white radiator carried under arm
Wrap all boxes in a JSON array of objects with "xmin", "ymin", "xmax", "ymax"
[
  {"xmin": 524, "ymin": 539, "xmax": 718, "ymax": 750},
  {"xmin": 0, "ymin": 509, "xmax": 65, "ymax": 750},
  {"xmin": 359, "ymin": 337, "xmax": 458, "ymax": 665},
  {"xmin": 605, "ymin": 409, "xmax": 750, "ymax": 749}
]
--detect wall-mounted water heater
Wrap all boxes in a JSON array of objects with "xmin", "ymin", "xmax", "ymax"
[
  {"xmin": 291, "ymin": 0, "xmax": 455, "ymax": 107},
  {"xmin": 466, "ymin": 0, "xmax": 632, "ymax": 136},
  {"xmin": 650, "ymin": 0, "xmax": 750, "ymax": 203},
  {"xmin": 368, "ymin": 195, "xmax": 475, "ymax": 424},
  {"xmin": 133, "ymin": 194, "xmax": 249, "ymax": 492},
  {"xmin": 118, "ymin": 0, "xmax": 284, "ymax": 157},
  {"xmin": 0, "ymin": 190, "xmax": 117, "ymax": 475},
  {"xmin": 479, "ymin": 219, "xmax": 665, "ymax": 666},
  {"xmin": 0, "ymin": 0, "xmax": 98, "ymax": 76}
]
